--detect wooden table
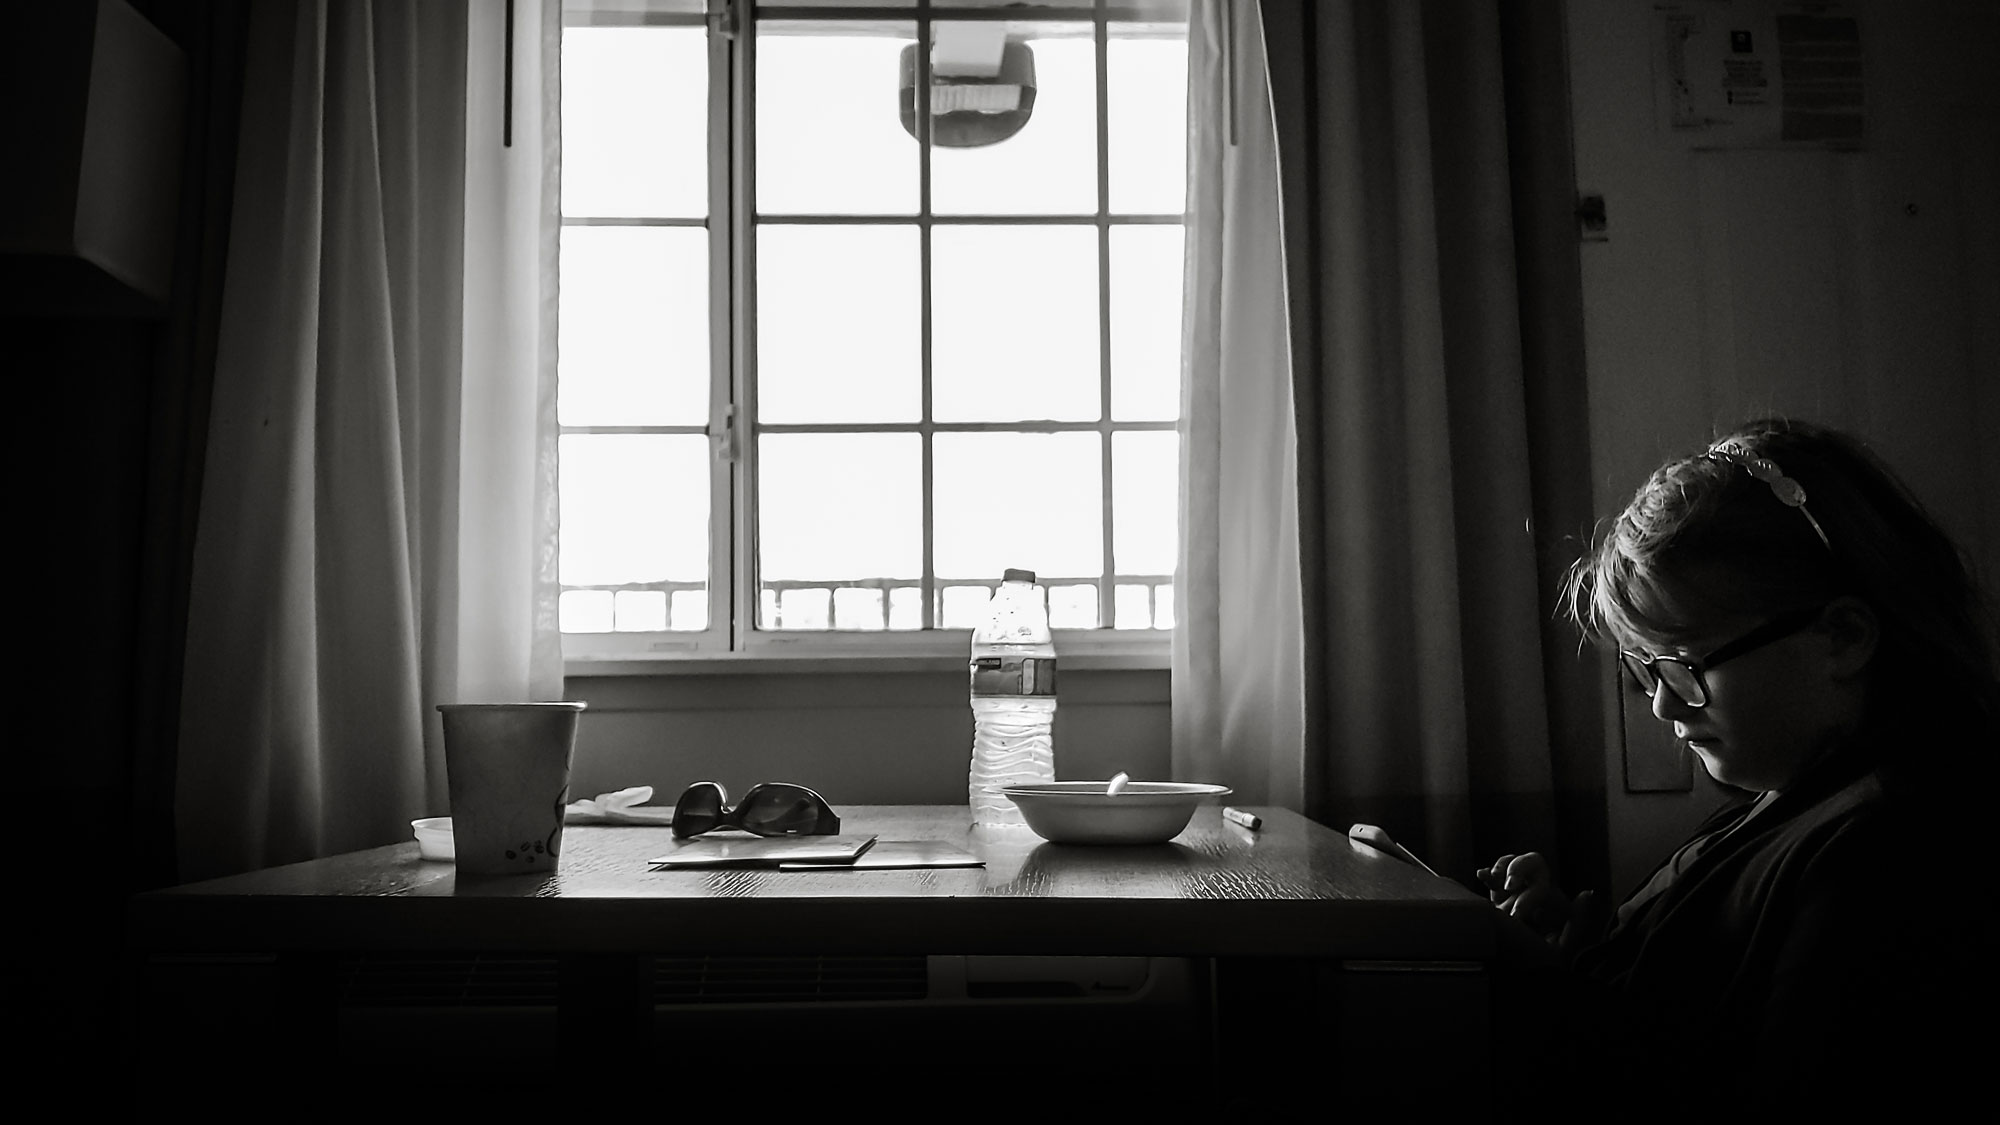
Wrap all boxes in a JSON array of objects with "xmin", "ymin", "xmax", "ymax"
[{"xmin": 128, "ymin": 806, "xmax": 1518, "ymax": 1106}]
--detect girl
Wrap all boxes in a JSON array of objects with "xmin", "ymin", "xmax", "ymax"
[{"xmin": 1482, "ymin": 418, "xmax": 1998, "ymax": 1108}]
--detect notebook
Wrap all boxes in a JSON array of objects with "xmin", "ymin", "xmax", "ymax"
[
  {"xmin": 647, "ymin": 834, "xmax": 877, "ymax": 869},
  {"xmin": 776, "ymin": 840, "xmax": 984, "ymax": 871}
]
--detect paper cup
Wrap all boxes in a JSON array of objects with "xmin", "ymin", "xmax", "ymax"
[{"xmin": 438, "ymin": 702, "xmax": 586, "ymax": 875}]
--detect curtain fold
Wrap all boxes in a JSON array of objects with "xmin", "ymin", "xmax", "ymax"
[
  {"xmin": 177, "ymin": 0, "xmax": 559, "ymax": 880},
  {"xmin": 1173, "ymin": 0, "xmax": 1305, "ymax": 808},
  {"xmin": 1218, "ymin": 0, "xmax": 1591, "ymax": 884},
  {"xmin": 457, "ymin": 0, "xmax": 566, "ymax": 709}
]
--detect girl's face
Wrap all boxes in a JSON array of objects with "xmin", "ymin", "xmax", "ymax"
[
  {"xmin": 1624, "ymin": 577, "xmax": 1876, "ymax": 793},
  {"xmin": 1636, "ymin": 610, "xmax": 1849, "ymax": 791}
]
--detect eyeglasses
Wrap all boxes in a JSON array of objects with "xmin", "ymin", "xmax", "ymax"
[
  {"xmin": 670, "ymin": 781, "xmax": 841, "ymax": 839},
  {"xmin": 1619, "ymin": 605, "xmax": 1825, "ymax": 709}
]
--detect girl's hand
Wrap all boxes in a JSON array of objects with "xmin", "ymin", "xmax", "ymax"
[{"xmin": 1476, "ymin": 851, "xmax": 1572, "ymax": 942}]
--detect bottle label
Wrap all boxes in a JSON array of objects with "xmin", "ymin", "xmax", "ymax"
[{"xmin": 970, "ymin": 655, "xmax": 1057, "ymax": 697}]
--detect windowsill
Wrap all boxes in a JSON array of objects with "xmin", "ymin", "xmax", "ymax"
[
  {"xmin": 565, "ymin": 648, "xmax": 1170, "ymax": 678},
  {"xmin": 564, "ymin": 628, "xmax": 1173, "ymax": 678}
]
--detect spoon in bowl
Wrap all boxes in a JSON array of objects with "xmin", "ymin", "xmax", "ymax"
[{"xmin": 1106, "ymin": 771, "xmax": 1130, "ymax": 797}]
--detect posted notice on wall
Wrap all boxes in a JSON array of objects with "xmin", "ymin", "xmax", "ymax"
[{"xmin": 1653, "ymin": 1, "xmax": 1864, "ymax": 148}]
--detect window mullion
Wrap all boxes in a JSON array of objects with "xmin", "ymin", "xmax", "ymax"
[
  {"xmin": 725, "ymin": 11, "xmax": 757, "ymax": 651},
  {"xmin": 918, "ymin": 7, "xmax": 936, "ymax": 630},
  {"xmin": 1095, "ymin": 5, "xmax": 1116, "ymax": 628}
]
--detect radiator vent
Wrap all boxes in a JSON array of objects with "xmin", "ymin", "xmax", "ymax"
[
  {"xmin": 340, "ymin": 955, "xmax": 559, "ymax": 1007},
  {"xmin": 655, "ymin": 955, "xmax": 930, "ymax": 1005},
  {"xmin": 337, "ymin": 954, "xmax": 930, "ymax": 1008}
]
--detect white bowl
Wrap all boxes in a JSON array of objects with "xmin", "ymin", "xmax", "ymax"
[
  {"xmin": 411, "ymin": 816, "xmax": 454, "ymax": 861},
  {"xmin": 1001, "ymin": 782, "xmax": 1233, "ymax": 845}
]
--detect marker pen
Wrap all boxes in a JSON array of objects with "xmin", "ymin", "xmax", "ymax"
[{"xmin": 1221, "ymin": 806, "xmax": 1262, "ymax": 831}]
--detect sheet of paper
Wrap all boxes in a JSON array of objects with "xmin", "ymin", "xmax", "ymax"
[{"xmin": 1653, "ymin": 1, "xmax": 1863, "ymax": 148}]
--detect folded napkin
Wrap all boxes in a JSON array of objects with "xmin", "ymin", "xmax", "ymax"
[{"xmin": 564, "ymin": 786, "xmax": 676, "ymax": 826}]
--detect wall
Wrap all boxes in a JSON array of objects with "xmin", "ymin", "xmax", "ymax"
[
  {"xmin": 1566, "ymin": 0, "xmax": 2000, "ymax": 892},
  {"xmin": 566, "ymin": 664, "xmax": 1171, "ymax": 803}
]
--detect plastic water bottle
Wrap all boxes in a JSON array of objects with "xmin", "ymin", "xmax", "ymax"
[{"xmin": 969, "ymin": 568, "xmax": 1057, "ymax": 828}]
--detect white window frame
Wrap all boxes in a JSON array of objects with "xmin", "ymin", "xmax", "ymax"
[{"xmin": 560, "ymin": 1, "xmax": 1184, "ymax": 672}]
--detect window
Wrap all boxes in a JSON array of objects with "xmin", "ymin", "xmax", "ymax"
[{"xmin": 557, "ymin": 0, "xmax": 1188, "ymax": 661}]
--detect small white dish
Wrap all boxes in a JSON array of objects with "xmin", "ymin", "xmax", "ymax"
[
  {"xmin": 412, "ymin": 816, "xmax": 454, "ymax": 862},
  {"xmin": 1001, "ymin": 782, "xmax": 1233, "ymax": 845}
]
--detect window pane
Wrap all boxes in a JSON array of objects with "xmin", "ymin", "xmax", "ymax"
[
  {"xmin": 932, "ymin": 0, "xmax": 1078, "ymax": 8},
  {"xmin": 888, "ymin": 587, "xmax": 922, "ymax": 629},
  {"xmin": 756, "ymin": 226, "xmax": 921, "ymax": 424},
  {"xmin": 559, "ymin": 434, "xmax": 710, "ymax": 586},
  {"xmin": 559, "ymin": 227, "xmax": 709, "ymax": 427},
  {"xmin": 1107, "ymin": 33, "xmax": 1187, "ymax": 215},
  {"xmin": 932, "ymin": 30, "xmax": 1095, "ymax": 215},
  {"xmin": 671, "ymin": 589, "xmax": 709, "ymax": 631},
  {"xmin": 832, "ymin": 587, "xmax": 888, "ymax": 631},
  {"xmin": 1049, "ymin": 582, "xmax": 1099, "ymax": 629},
  {"xmin": 758, "ymin": 433, "xmax": 923, "ymax": 585},
  {"xmin": 614, "ymin": 590, "xmax": 667, "ymax": 632},
  {"xmin": 756, "ymin": 28, "xmax": 919, "ymax": 216},
  {"xmin": 777, "ymin": 587, "xmax": 832, "ymax": 630},
  {"xmin": 934, "ymin": 432, "xmax": 1102, "ymax": 582},
  {"xmin": 931, "ymin": 0, "xmax": 1188, "ymax": 9},
  {"xmin": 939, "ymin": 584, "xmax": 992, "ymax": 629},
  {"xmin": 1109, "ymin": 224, "xmax": 1183, "ymax": 422},
  {"xmin": 562, "ymin": 28, "xmax": 707, "ymax": 219},
  {"xmin": 1113, "ymin": 430, "xmax": 1178, "ymax": 578},
  {"xmin": 932, "ymin": 225, "xmax": 1099, "ymax": 423},
  {"xmin": 1115, "ymin": 583, "xmax": 1156, "ymax": 629},
  {"xmin": 561, "ymin": 589, "xmax": 613, "ymax": 634}
]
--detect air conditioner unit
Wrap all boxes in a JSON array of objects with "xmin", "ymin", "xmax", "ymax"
[
  {"xmin": 0, "ymin": 0, "xmax": 186, "ymax": 317},
  {"xmin": 331, "ymin": 952, "xmax": 1206, "ymax": 1070}
]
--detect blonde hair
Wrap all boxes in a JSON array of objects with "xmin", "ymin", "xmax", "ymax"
[{"xmin": 1565, "ymin": 418, "xmax": 1998, "ymax": 741}]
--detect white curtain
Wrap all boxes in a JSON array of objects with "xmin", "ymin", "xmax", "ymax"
[
  {"xmin": 176, "ymin": 0, "xmax": 561, "ymax": 881},
  {"xmin": 1172, "ymin": 0, "xmax": 1306, "ymax": 808}
]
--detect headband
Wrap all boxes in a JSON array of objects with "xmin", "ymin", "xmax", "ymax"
[{"xmin": 1705, "ymin": 440, "xmax": 1832, "ymax": 550}]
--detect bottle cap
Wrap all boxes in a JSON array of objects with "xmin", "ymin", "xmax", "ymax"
[{"xmin": 1002, "ymin": 568, "xmax": 1036, "ymax": 584}]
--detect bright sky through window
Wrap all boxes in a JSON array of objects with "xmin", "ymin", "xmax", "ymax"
[{"xmin": 556, "ymin": 9, "xmax": 1187, "ymax": 646}]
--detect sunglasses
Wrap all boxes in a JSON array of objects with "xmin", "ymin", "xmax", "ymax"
[
  {"xmin": 670, "ymin": 781, "xmax": 841, "ymax": 839},
  {"xmin": 1619, "ymin": 605, "xmax": 1825, "ymax": 709}
]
